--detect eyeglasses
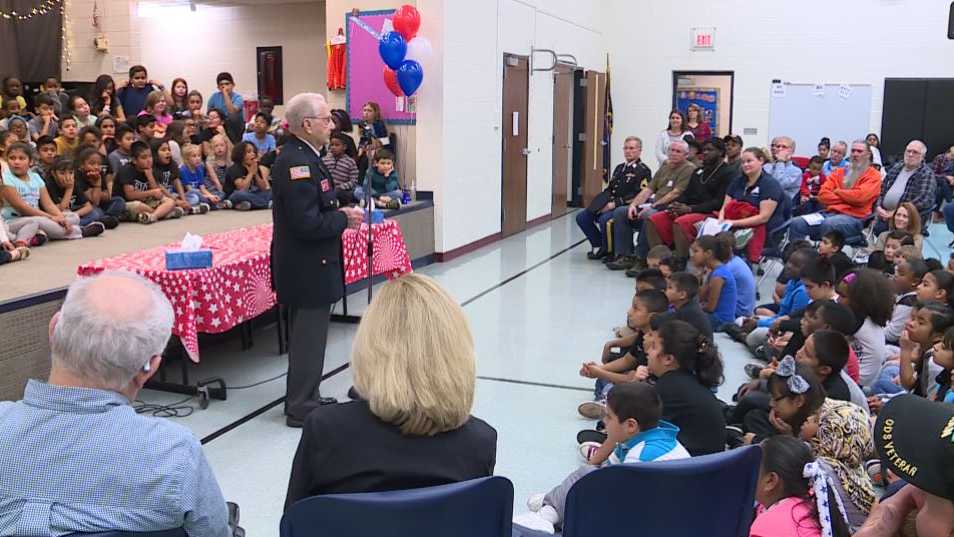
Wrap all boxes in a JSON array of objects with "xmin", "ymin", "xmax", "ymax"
[
  {"xmin": 771, "ymin": 144, "xmax": 791, "ymax": 149},
  {"xmin": 305, "ymin": 116, "xmax": 333, "ymax": 125}
]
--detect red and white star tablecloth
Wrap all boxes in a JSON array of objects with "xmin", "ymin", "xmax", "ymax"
[{"xmin": 76, "ymin": 220, "xmax": 412, "ymax": 361}]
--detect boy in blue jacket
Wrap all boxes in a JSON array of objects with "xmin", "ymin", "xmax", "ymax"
[
  {"xmin": 355, "ymin": 149, "xmax": 402, "ymax": 209},
  {"xmin": 513, "ymin": 383, "xmax": 689, "ymax": 534}
]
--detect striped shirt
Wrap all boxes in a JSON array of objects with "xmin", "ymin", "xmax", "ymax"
[
  {"xmin": 0, "ymin": 380, "xmax": 229, "ymax": 537},
  {"xmin": 321, "ymin": 153, "xmax": 359, "ymax": 191}
]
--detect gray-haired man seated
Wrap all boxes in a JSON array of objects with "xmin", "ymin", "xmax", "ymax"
[{"xmin": 0, "ymin": 271, "xmax": 231, "ymax": 537}]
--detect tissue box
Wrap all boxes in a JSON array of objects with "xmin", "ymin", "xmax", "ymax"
[
  {"xmin": 364, "ymin": 210, "xmax": 385, "ymax": 224},
  {"xmin": 165, "ymin": 249, "xmax": 213, "ymax": 270}
]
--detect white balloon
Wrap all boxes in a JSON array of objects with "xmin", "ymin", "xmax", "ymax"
[{"xmin": 405, "ymin": 36, "xmax": 432, "ymax": 63}]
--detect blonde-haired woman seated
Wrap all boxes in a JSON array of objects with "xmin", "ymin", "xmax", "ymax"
[{"xmin": 284, "ymin": 273, "xmax": 497, "ymax": 507}]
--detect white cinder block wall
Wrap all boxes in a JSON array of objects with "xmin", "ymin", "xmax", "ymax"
[
  {"xmin": 603, "ymin": 0, "xmax": 954, "ymax": 168},
  {"xmin": 418, "ymin": 0, "xmax": 603, "ymax": 254}
]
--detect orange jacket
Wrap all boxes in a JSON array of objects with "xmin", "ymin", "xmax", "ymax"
[{"xmin": 817, "ymin": 166, "xmax": 882, "ymax": 218}]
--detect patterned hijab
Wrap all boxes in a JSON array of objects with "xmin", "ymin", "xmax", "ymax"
[{"xmin": 808, "ymin": 399, "xmax": 876, "ymax": 514}]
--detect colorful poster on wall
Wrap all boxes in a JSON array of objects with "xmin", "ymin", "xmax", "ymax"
[
  {"xmin": 346, "ymin": 9, "xmax": 416, "ymax": 125},
  {"xmin": 676, "ymin": 88, "xmax": 719, "ymax": 136}
]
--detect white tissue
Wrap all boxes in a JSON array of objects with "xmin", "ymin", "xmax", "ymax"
[{"xmin": 179, "ymin": 232, "xmax": 204, "ymax": 251}]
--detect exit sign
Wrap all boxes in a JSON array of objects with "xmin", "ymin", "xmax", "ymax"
[{"xmin": 691, "ymin": 27, "xmax": 716, "ymax": 51}]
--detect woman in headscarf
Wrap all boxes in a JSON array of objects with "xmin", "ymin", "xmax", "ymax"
[{"xmin": 800, "ymin": 399, "xmax": 876, "ymax": 532}]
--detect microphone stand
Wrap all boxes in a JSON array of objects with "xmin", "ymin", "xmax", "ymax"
[{"xmin": 364, "ymin": 172, "xmax": 374, "ymax": 306}]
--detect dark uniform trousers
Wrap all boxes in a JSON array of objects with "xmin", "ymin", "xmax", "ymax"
[{"xmin": 270, "ymin": 134, "xmax": 349, "ymax": 421}]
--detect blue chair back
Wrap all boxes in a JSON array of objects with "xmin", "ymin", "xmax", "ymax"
[
  {"xmin": 560, "ymin": 446, "xmax": 762, "ymax": 537},
  {"xmin": 281, "ymin": 476, "xmax": 514, "ymax": 537},
  {"xmin": 66, "ymin": 530, "xmax": 187, "ymax": 537}
]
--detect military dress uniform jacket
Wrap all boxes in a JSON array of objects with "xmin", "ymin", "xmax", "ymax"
[
  {"xmin": 606, "ymin": 160, "xmax": 652, "ymax": 207},
  {"xmin": 271, "ymin": 135, "xmax": 349, "ymax": 307}
]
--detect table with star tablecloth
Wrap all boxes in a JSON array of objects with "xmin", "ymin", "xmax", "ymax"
[{"xmin": 76, "ymin": 220, "xmax": 412, "ymax": 361}]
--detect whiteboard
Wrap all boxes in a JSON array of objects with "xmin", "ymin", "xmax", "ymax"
[{"xmin": 768, "ymin": 83, "xmax": 872, "ymax": 157}]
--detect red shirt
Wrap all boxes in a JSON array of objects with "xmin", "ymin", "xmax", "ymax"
[{"xmin": 799, "ymin": 171, "xmax": 826, "ymax": 197}]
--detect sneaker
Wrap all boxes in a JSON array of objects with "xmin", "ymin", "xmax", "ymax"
[
  {"xmin": 578, "ymin": 441, "xmax": 602, "ymax": 463},
  {"xmin": 526, "ymin": 493, "xmax": 546, "ymax": 513},
  {"xmin": 100, "ymin": 216, "xmax": 120, "ymax": 229},
  {"xmin": 512, "ymin": 512, "xmax": 555, "ymax": 535},
  {"xmin": 81, "ymin": 222, "xmax": 106, "ymax": 238},
  {"xmin": 220, "ymin": 200, "xmax": 233, "ymax": 209},
  {"xmin": 29, "ymin": 232, "xmax": 48, "ymax": 247},
  {"xmin": 725, "ymin": 425, "xmax": 746, "ymax": 449},
  {"xmin": 744, "ymin": 363, "xmax": 764, "ymax": 379},
  {"xmin": 137, "ymin": 212, "xmax": 152, "ymax": 224},
  {"xmin": 171, "ymin": 207, "xmax": 186, "ymax": 218},
  {"xmin": 192, "ymin": 203, "xmax": 211, "ymax": 215},
  {"xmin": 385, "ymin": 199, "xmax": 400, "ymax": 210},
  {"xmin": 577, "ymin": 400, "xmax": 607, "ymax": 420},
  {"xmin": 235, "ymin": 201, "xmax": 252, "ymax": 211},
  {"xmin": 576, "ymin": 429, "xmax": 607, "ymax": 445},
  {"xmin": 606, "ymin": 255, "xmax": 637, "ymax": 271},
  {"xmin": 9, "ymin": 246, "xmax": 29, "ymax": 262}
]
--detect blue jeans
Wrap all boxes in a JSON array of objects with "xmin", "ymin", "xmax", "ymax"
[
  {"xmin": 354, "ymin": 186, "xmax": 402, "ymax": 201},
  {"xmin": 944, "ymin": 202, "xmax": 954, "ymax": 235},
  {"xmin": 787, "ymin": 211, "xmax": 864, "ymax": 242},
  {"xmin": 97, "ymin": 196, "xmax": 126, "ymax": 218},
  {"xmin": 593, "ymin": 378, "xmax": 613, "ymax": 401},
  {"xmin": 611, "ymin": 205, "xmax": 659, "ymax": 257},
  {"xmin": 228, "ymin": 189, "xmax": 272, "ymax": 209},
  {"xmin": 576, "ymin": 209, "xmax": 615, "ymax": 250}
]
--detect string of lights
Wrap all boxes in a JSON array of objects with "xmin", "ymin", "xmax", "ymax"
[{"xmin": 0, "ymin": 0, "xmax": 63, "ymax": 21}]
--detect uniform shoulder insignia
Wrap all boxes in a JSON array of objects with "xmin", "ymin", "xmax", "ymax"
[{"xmin": 290, "ymin": 166, "xmax": 311, "ymax": 181}]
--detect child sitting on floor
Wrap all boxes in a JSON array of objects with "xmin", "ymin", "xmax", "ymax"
[
  {"xmin": 241, "ymin": 112, "xmax": 277, "ymax": 155},
  {"xmin": 932, "ymin": 327, "xmax": 954, "ymax": 404},
  {"xmin": 44, "ymin": 156, "xmax": 106, "ymax": 233},
  {"xmin": 867, "ymin": 230, "xmax": 912, "ymax": 274},
  {"xmin": 818, "ymin": 230, "xmax": 853, "ymax": 281},
  {"xmin": 179, "ymin": 143, "xmax": 228, "ymax": 210},
  {"xmin": 205, "ymin": 134, "xmax": 232, "ymax": 190},
  {"xmin": 749, "ymin": 435, "xmax": 851, "ymax": 537},
  {"xmin": 54, "ymin": 117, "xmax": 80, "ymax": 156},
  {"xmin": 28, "ymin": 94, "xmax": 58, "ymax": 142},
  {"xmin": 513, "ymin": 383, "xmax": 689, "ymax": 535},
  {"xmin": 917, "ymin": 269, "xmax": 954, "ymax": 308},
  {"xmin": 74, "ymin": 146, "xmax": 124, "ymax": 227},
  {"xmin": 899, "ymin": 301, "xmax": 954, "ymax": 400},
  {"xmin": 836, "ymin": 269, "xmax": 894, "ymax": 388},
  {"xmin": 356, "ymin": 149, "xmax": 402, "ymax": 209},
  {"xmin": 692, "ymin": 235, "xmax": 737, "ymax": 331},
  {"xmin": 664, "ymin": 271, "xmax": 714, "ymax": 341},
  {"xmin": 886, "ymin": 257, "xmax": 929, "ymax": 345},
  {"xmin": 578, "ymin": 289, "xmax": 669, "ymax": 419},
  {"xmin": 739, "ymin": 357, "xmax": 825, "ymax": 446},
  {"xmin": 614, "ymin": 269, "xmax": 667, "ymax": 338},
  {"xmin": 1, "ymin": 143, "xmax": 102, "ymax": 245},
  {"xmin": 151, "ymin": 139, "xmax": 203, "ymax": 215},
  {"xmin": 32, "ymin": 136, "xmax": 57, "ymax": 179},
  {"xmin": 113, "ymin": 141, "xmax": 179, "ymax": 224},
  {"xmin": 0, "ymin": 216, "xmax": 28, "ymax": 265}
]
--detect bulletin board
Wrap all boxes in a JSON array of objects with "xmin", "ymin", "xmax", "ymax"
[
  {"xmin": 676, "ymin": 88, "xmax": 719, "ymax": 136},
  {"xmin": 346, "ymin": 9, "xmax": 417, "ymax": 125}
]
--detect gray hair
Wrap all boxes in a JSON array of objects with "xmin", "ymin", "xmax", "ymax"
[
  {"xmin": 623, "ymin": 136, "xmax": 643, "ymax": 147},
  {"xmin": 909, "ymin": 139, "xmax": 928, "ymax": 156},
  {"xmin": 834, "ymin": 140, "xmax": 848, "ymax": 152},
  {"xmin": 851, "ymin": 139, "xmax": 872, "ymax": 156},
  {"xmin": 670, "ymin": 140, "xmax": 689, "ymax": 152},
  {"xmin": 284, "ymin": 92, "xmax": 327, "ymax": 136},
  {"xmin": 51, "ymin": 271, "xmax": 174, "ymax": 391},
  {"xmin": 773, "ymin": 136, "xmax": 796, "ymax": 151}
]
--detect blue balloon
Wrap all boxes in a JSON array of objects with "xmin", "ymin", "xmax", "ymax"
[
  {"xmin": 378, "ymin": 31, "xmax": 407, "ymax": 70},
  {"xmin": 396, "ymin": 60, "xmax": 424, "ymax": 96}
]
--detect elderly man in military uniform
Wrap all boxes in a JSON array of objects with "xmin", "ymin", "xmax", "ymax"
[{"xmin": 271, "ymin": 92, "xmax": 363, "ymax": 428}]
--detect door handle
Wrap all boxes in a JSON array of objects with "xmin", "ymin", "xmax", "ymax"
[{"xmin": 522, "ymin": 148, "xmax": 531, "ymax": 156}]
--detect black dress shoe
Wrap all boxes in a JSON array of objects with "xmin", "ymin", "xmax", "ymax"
[
  {"xmin": 586, "ymin": 249, "xmax": 608, "ymax": 260},
  {"xmin": 602, "ymin": 254, "xmax": 617, "ymax": 264},
  {"xmin": 318, "ymin": 396, "xmax": 337, "ymax": 405},
  {"xmin": 576, "ymin": 429, "xmax": 608, "ymax": 444},
  {"xmin": 723, "ymin": 323, "xmax": 748, "ymax": 344}
]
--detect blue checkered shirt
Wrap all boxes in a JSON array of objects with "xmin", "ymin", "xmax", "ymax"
[{"xmin": 0, "ymin": 380, "xmax": 229, "ymax": 537}]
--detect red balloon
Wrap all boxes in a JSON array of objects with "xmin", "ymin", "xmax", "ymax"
[
  {"xmin": 393, "ymin": 4, "xmax": 421, "ymax": 41},
  {"xmin": 383, "ymin": 66, "xmax": 403, "ymax": 97}
]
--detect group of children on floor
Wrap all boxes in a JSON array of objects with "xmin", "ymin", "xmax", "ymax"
[
  {"xmin": 0, "ymin": 67, "xmax": 405, "ymax": 265},
  {"xmin": 513, "ymin": 226, "xmax": 954, "ymax": 536}
]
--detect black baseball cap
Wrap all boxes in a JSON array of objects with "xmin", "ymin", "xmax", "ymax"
[
  {"xmin": 875, "ymin": 395, "xmax": 954, "ymax": 500},
  {"xmin": 723, "ymin": 134, "xmax": 743, "ymax": 146}
]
